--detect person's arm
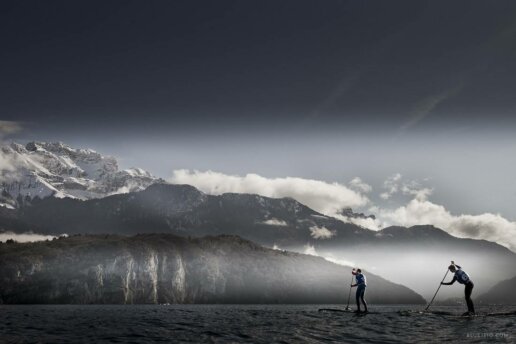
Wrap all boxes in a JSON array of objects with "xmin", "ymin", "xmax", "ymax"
[
  {"xmin": 441, "ymin": 276, "xmax": 457, "ymax": 285},
  {"xmin": 351, "ymin": 283, "xmax": 357, "ymax": 287}
]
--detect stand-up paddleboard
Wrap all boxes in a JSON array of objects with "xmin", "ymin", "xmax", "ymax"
[
  {"xmin": 399, "ymin": 310, "xmax": 516, "ymax": 317},
  {"xmin": 318, "ymin": 308, "xmax": 354, "ymax": 313},
  {"xmin": 447, "ymin": 311, "xmax": 516, "ymax": 318},
  {"xmin": 318, "ymin": 308, "xmax": 375, "ymax": 315}
]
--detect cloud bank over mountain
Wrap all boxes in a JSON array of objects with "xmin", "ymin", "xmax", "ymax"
[
  {"xmin": 170, "ymin": 169, "xmax": 369, "ymax": 217},
  {"xmin": 170, "ymin": 169, "xmax": 516, "ymax": 251},
  {"xmin": 379, "ymin": 198, "xmax": 516, "ymax": 252},
  {"xmin": 373, "ymin": 173, "xmax": 516, "ymax": 251}
]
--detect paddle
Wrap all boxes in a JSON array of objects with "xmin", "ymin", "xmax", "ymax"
[
  {"xmin": 319, "ymin": 271, "xmax": 354, "ymax": 313},
  {"xmin": 345, "ymin": 273, "xmax": 354, "ymax": 310},
  {"xmin": 424, "ymin": 267, "xmax": 449, "ymax": 311}
]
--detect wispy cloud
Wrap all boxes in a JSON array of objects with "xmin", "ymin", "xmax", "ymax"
[
  {"xmin": 379, "ymin": 174, "xmax": 433, "ymax": 202},
  {"xmin": 0, "ymin": 121, "xmax": 22, "ymax": 138},
  {"xmin": 300, "ymin": 72, "xmax": 361, "ymax": 127},
  {"xmin": 349, "ymin": 177, "xmax": 372, "ymax": 193},
  {"xmin": 400, "ymin": 181, "xmax": 433, "ymax": 202},
  {"xmin": 380, "ymin": 173, "xmax": 402, "ymax": 200},
  {"xmin": 399, "ymin": 83, "xmax": 463, "ymax": 132}
]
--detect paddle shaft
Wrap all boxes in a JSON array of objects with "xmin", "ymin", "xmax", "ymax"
[
  {"xmin": 346, "ymin": 275, "xmax": 354, "ymax": 308},
  {"xmin": 425, "ymin": 269, "xmax": 449, "ymax": 311}
]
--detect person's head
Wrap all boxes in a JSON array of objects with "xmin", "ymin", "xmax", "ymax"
[
  {"xmin": 448, "ymin": 265, "xmax": 456, "ymax": 272},
  {"xmin": 357, "ymin": 268, "xmax": 362, "ymax": 273}
]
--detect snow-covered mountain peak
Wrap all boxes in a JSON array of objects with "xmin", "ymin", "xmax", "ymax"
[
  {"xmin": 1, "ymin": 141, "xmax": 161, "ymax": 207},
  {"xmin": 122, "ymin": 167, "xmax": 153, "ymax": 178},
  {"xmin": 19, "ymin": 141, "xmax": 119, "ymax": 179}
]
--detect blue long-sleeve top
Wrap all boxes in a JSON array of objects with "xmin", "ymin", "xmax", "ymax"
[
  {"xmin": 442, "ymin": 265, "xmax": 472, "ymax": 285},
  {"xmin": 352, "ymin": 271, "xmax": 367, "ymax": 286}
]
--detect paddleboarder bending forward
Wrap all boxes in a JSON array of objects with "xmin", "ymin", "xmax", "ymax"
[
  {"xmin": 351, "ymin": 268, "xmax": 368, "ymax": 313},
  {"xmin": 441, "ymin": 261, "xmax": 475, "ymax": 315}
]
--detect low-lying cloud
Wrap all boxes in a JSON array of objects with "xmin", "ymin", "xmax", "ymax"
[
  {"xmin": 303, "ymin": 243, "xmax": 318, "ymax": 256},
  {"xmin": 0, "ymin": 148, "xmax": 22, "ymax": 183},
  {"xmin": 170, "ymin": 169, "xmax": 369, "ymax": 217},
  {"xmin": 309, "ymin": 225, "xmax": 336, "ymax": 239},
  {"xmin": 302, "ymin": 243, "xmax": 355, "ymax": 267},
  {"xmin": 344, "ymin": 216, "xmax": 381, "ymax": 230},
  {"xmin": 0, "ymin": 231, "xmax": 59, "ymax": 243},
  {"xmin": 261, "ymin": 218, "xmax": 288, "ymax": 226}
]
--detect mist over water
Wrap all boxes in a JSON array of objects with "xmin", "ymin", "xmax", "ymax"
[
  {"xmin": 1, "ymin": 304, "xmax": 514, "ymax": 343},
  {"xmin": 311, "ymin": 247, "xmax": 515, "ymax": 299}
]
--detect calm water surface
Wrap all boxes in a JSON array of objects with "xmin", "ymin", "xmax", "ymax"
[{"xmin": 1, "ymin": 304, "xmax": 514, "ymax": 343}]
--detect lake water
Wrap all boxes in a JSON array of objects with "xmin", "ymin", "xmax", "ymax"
[{"xmin": 1, "ymin": 304, "xmax": 514, "ymax": 343}]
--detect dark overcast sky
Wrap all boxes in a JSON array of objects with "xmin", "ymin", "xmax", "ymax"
[
  {"xmin": 2, "ymin": 0, "xmax": 516, "ymax": 135},
  {"xmin": 2, "ymin": 1, "xmax": 516, "ymax": 219}
]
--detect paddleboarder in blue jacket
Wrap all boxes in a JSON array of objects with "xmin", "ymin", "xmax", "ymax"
[
  {"xmin": 351, "ymin": 268, "xmax": 368, "ymax": 313},
  {"xmin": 441, "ymin": 261, "xmax": 475, "ymax": 315}
]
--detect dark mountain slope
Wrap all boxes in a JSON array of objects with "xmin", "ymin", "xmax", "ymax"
[
  {"xmin": 0, "ymin": 234, "xmax": 425, "ymax": 304},
  {"xmin": 11, "ymin": 183, "xmax": 367, "ymax": 246},
  {"xmin": 477, "ymin": 276, "xmax": 516, "ymax": 305}
]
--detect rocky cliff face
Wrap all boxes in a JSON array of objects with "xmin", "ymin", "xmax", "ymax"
[{"xmin": 0, "ymin": 234, "xmax": 425, "ymax": 304}]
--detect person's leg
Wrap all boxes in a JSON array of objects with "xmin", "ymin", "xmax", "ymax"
[
  {"xmin": 465, "ymin": 282, "xmax": 475, "ymax": 314},
  {"xmin": 356, "ymin": 288, "xmax": 361, "ymax": 312},
  {"xmin": 361, "ymin": 287, "xmax": 368, "ymax": 312}
]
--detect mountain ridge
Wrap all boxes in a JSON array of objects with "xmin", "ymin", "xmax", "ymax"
[{"xmin": 5, "ymin": 183, "xmax": 512, "ymax": 254}]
